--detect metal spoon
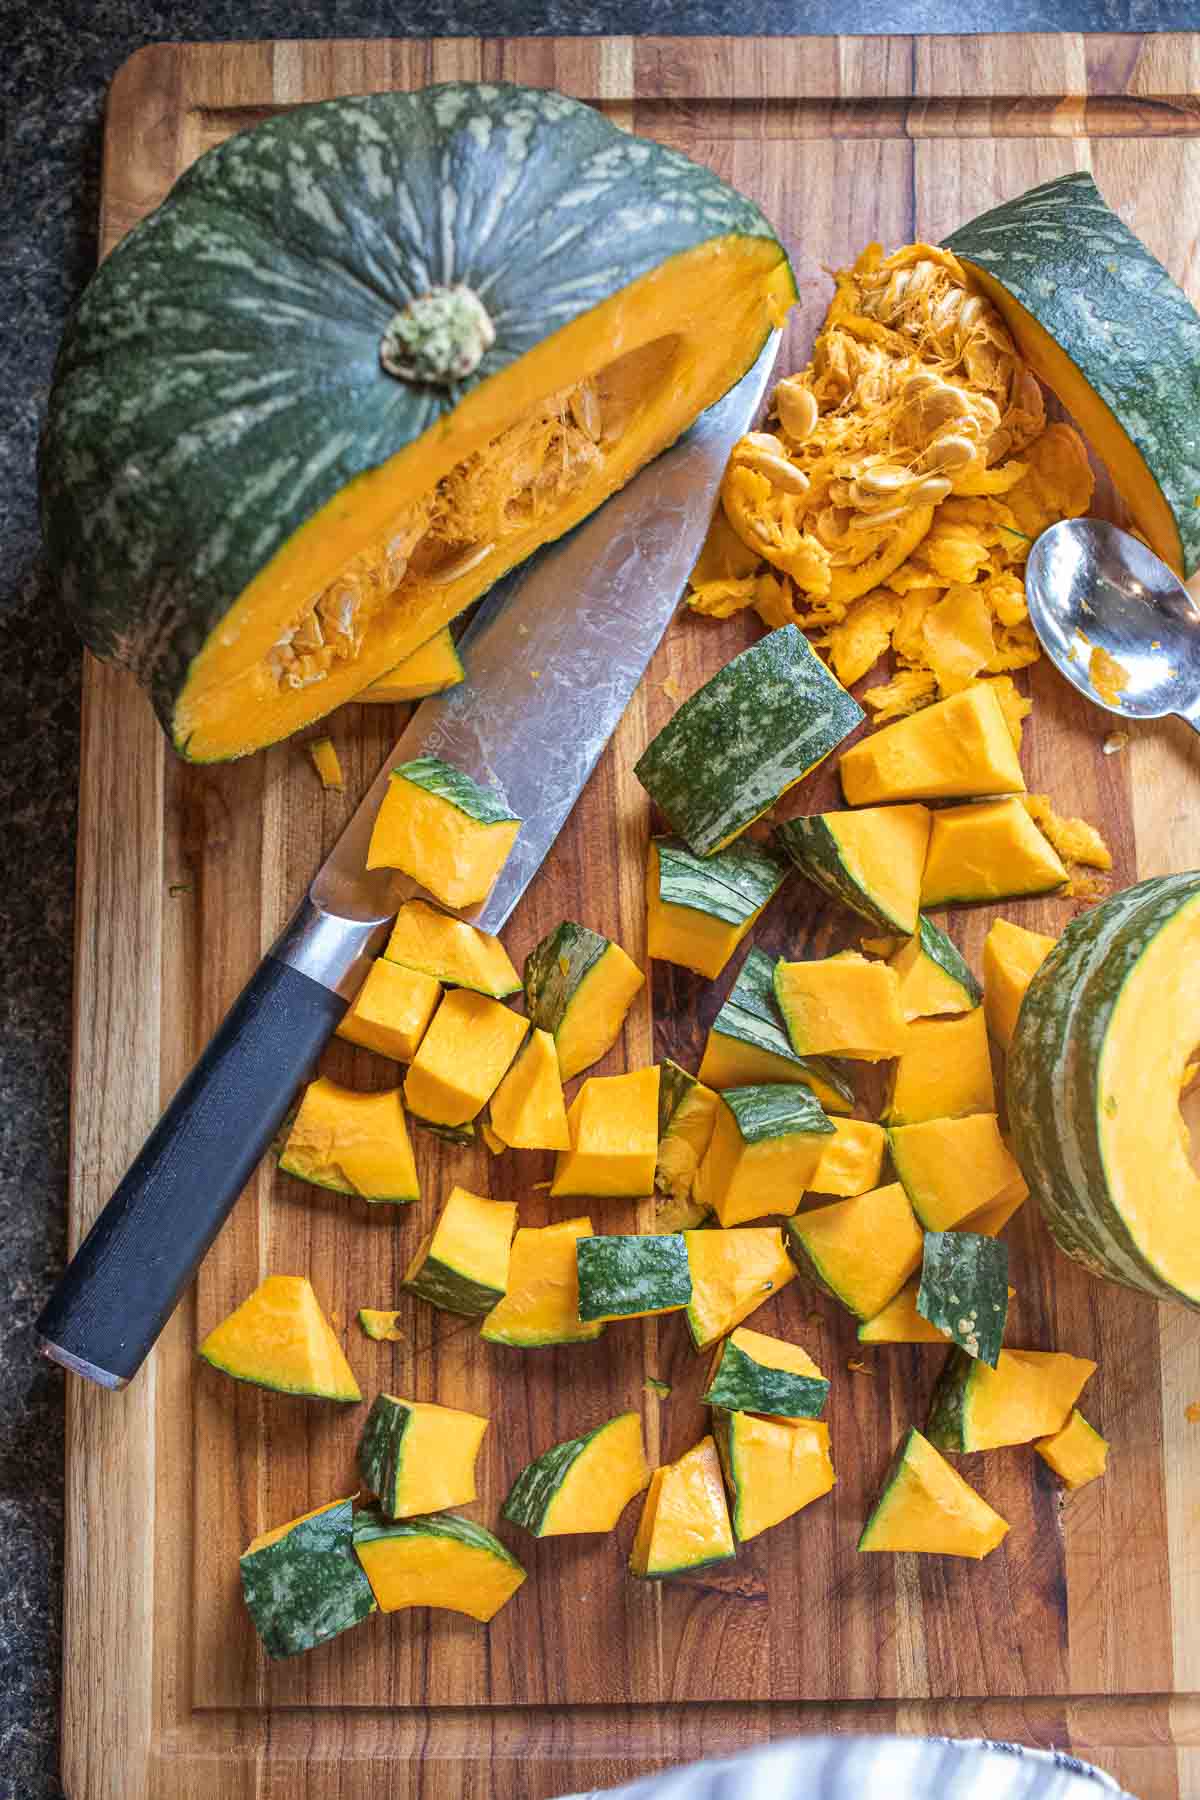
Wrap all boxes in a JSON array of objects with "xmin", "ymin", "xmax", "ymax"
[{"xmin": 1024, "ymin": 518, "xmax": 1200, "ymax": 733}]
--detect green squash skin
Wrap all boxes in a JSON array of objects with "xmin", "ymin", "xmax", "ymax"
[
  {"xmin": 391, "ymin": 756, "xmax": 519, "ymax": 825},
  {"xmin": 701, "ymin": 1336, "xmax": 829, "ymax": 1418},
  {"xmin": 653, "ymin": 836, "xmax": 788, "ymax": 929},
  {"xmin": 240, "ymin": 1498, "xmax": 376, "ymax": 1659},
  {"xmin": 635, "ymin": 626, "xmax": 864, "ymax": 855},
  {"xmin": 925, "ymin": 1349, "xmax": 983, "ymax": 1453},
  {"xmin": 502, "ymin": 1412, "xmax": 636, "ymax": 1535},
  {"xmin": 945, "ymin": 171, "xmax": 1200, "ymax": 577},
  {"xmin": 276, "ymin": 1154, "xmax": 418, "ymax": 1204},
  {"xmin": 358, "ymin": 1394, "xmax": 416, "ymax": 1517},
  {"xmin": 712, "ymin": 948, "xmax": 856, "ymax": 1114},
  {"xmin": 774, "ymin": 815, "xmax": 912, "ymax": 935},
  {"xmin": 916, "ymin": 1231, "xmax": 1009, "ymax": 1367},
  {"xmin": 403, "ymin": 1249, "xmax": 505, "ymax": 1318},
  {"xmin": 575, "ymin": 1234, "xmax": 692, "ymax": 1322},
  {"xmin": 911, "ymin": 915, "xmax": 984, "ymax": 1009},
  {"xmin": 1007, "ymin": 873, "xmax": 1200, "ymax": 1307},
  {"xmin": 352, "ymin": 1505, "xmax": 525, "ymax": 1572},
  {"xmin": 524, "ymin": 921, "xmax": 610, "ymax": 1035},
  {"xmin": 41, "ymin": 84, "xmax": 790, "ymax": 755},
  {"xmin": 658, "ymin": 1056, "xmax": 700, "ymax": 1136},
  {"xmin": 710, "ymin": 1409, "xmax": 748, "ymax": 1538},
  {"xmin": 721, "ymin": 1081, "xmax": 834, "ymax": 1148}
]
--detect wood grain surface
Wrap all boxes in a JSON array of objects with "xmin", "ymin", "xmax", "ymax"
[{"xmin": 64, "ymin": 32, "xmax": 1200, "ymax": 1800}]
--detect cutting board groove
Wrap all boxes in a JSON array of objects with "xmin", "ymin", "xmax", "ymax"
[{"xmin": 65, "ymin": 31, "xmax": 1200, "ymax": 1800}]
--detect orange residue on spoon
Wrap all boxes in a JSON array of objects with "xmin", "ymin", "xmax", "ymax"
[{"xmin": 1089, "ymin": 642, "xmax": 1131, "ymax": 708}]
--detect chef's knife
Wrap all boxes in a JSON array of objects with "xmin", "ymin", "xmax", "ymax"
[{"xmin": 37, "ymin": 333, "xmax": 779, "ymax": 1390}]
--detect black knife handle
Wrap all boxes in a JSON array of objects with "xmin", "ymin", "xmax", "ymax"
[{"xmin": 36, "ymin": 951, "xmax": 349, "ymax": 1389}]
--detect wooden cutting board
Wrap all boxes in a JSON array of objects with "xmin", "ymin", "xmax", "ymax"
[{"xmin": 65, "ymin": 32, "xmax": 1200, "ymax": 1800}]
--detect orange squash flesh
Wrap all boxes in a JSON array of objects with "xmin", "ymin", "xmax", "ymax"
[{"xmin": 199, "ymin": 1275, "xmax": 362, "ymax": 1401}]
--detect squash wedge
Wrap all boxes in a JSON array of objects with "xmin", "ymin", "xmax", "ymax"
[
  {"xmin": 337, "ymin": 959, "xmax": 442, "ymax": 1063},
  {"xmin": 403, "ymin": 989, "xmax": 528, "ymax": 1127},
  {"xmin": 629, "ymin": 1435, "xmax": 736, "ymax": 1577},
  {"xmin": 200, "ymin": 1275, "xmax": 361, "ymax": 1401},
  {"xmin": 279, "ymin": 1077, "xmax": 419, "ymax": 1203},
  {"xmin": 550, "ymin": 1066, "xmax": 660, "ymax": 1199},
  {"xmin": 683, "ymin": 1225, "xmax": 797, "ymax": 1350},
  {"xmin": 402, "ymin": 1186, "xmax": 517, "ymax": 1317},
  {"xmin": 927, "ymin": 1346, "xmax": 1097, "ymax": 1452},
  {"xmin": 839, "ymin": 685, "xmax": 1025, "ymax": 807},
  {"xmin": 775, "ymin": 804, "xmax": 931, "ymax": 937},
  {"xmin": 503, "ymin": 1412, "xmax": 650, "ymax": 1536},
  {"xmin": 714, "ymin": 1410, "xmax": 835, "ymax": 1540},
  {"xmin": 384, "ymin": 899, "xmax": 520, "ymax": 998},
  {"xmin": 983, "ymin": 916, "xmax": 1057, "ymax": 1051},
  {"xmin": 785, "ymin": 1183, "xmax": 923, "ymax": 1321},
  {"xmin": 481, "ymin": 1218, "xmax": 605, "ymax": 1348},
  {"xmin": 358, "ymin": 1393, "xmax": 489, "ymax": 1518},
  {"xmin": 1035, "ymin": 1408, "xmax": 1109, "ymax": 1491},
  {"xmin": 693, "ymin": 1083, "xmax": 834, "ymax": 1227},
  {"xmin": 524, "ymin": 921, "xmax": 645, "ymax": 1082},
  {"xmin": 241, "ymin": 1497, "xmax": 375, "ymax": 1659},
  {"xmin": 368, "ymin": 757, "xmax": 521, "ymax": 908},
  {"xmin": 353, "ymin": 1508, "xmax": 525, "ymax": 1620},
  {"xmin": 858, "ymin": 1428, "xmax": 1009, "ymax": 1558},
  {"xmin": 647, "ymin": 836, "xmax": 787, "ymax": 979}
]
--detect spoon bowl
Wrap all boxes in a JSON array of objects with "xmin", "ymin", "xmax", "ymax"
[{"xmin": 1024, "ymin": 518, "xmax": 1200, "ymax": 729}]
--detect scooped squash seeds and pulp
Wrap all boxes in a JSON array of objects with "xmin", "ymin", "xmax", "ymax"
[{"xmin": 63, "ymin": 95, "xmax": 1200, "ymax": 1654}]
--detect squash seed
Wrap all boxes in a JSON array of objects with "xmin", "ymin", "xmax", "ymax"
[
  {"xmin": 774, "ymin": 378, "xmax": 819, "ymax": 444},
  {"xmin": 430, "ymin": 542, "xmax": 496, "ymax": 585}
]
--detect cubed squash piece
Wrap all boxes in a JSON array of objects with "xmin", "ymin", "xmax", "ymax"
[
  {"xmin": 773, "ymin": 952, "xmax": 907, "ymax": 1061},
  {"xmin": 889, "ymin": 1113, "xmax": 1023, "ymax": 1231},
  {"xmin": 403, "ymin": 990, "xmax": 528, "ymax": 1127},
  {"xmin": 714, "ymin": 1410, "xmax": 836, "ymax": 1540},
  {"xmin": 353, "ymin": 1509, "xmax": 526, "ymax": 1620},
  {"xmin": 983, "ymin": 916, "xmax": 1058, "ymax": 1051},
  {"xmin": 241, "ymin": 1498, "xmax": 375, "ymax": 1659},
  {"xmin": 684, "ymin": 1226, "xmax": 796, "ymax": 1350},
  {"xmin": 774, "ymin": 804, "xmax": 931, "ymax": 937},
  {"xmin": 889, "ymin": 915, "xmax": 982, "ymax": 1021},
  {"xmin": 200, "ymin": 1274, "xmax": 362, "ymax": 1401},
  {"xmin": 699, "ymin": 948, "xmax": 855, "ymax": 1114},
  {"xmin": 367, "ymin": 756, "xmax": 522, "ymax": 908},
  {"xmin": 785, "ymin": 1183, "xmax": 923, "ymax": 1321},
  {"xmin": 629, "ymin": 1435, "xmax": 736, "ymax": 1577},
  {"xmin": 358, "ymin": 1393, "xmax": 489, "ymax": 1518},
  {"xmin": 655, "ymin": 1060, "xmax": 721, "ymax": 1212},
  {"xmin": 356, "ymin": 626, "xmax": 464, "ymax": 702},
  {"xmin": 550, "ymin": 1066, "xmax": 660, "ymax": 1199},
  {"xmin": 917, "ymin": 1232, "xmax": 1010, "ymax": 1366},
  {"xmin": 503, "ymin": 1412, "xmax": 650, "ymax": 1536},
  {"xmin": 858, "ymin": 1428, "xmax": 1009, "ymax": 1558},
  {"xmin": 885, "ymin": 1008, "xmax": 995, "ymax": 1125},
  {"xmin": 279, "ymin": 1078, "xmax": 419, "ymax": 1203},
  {"xmin": 808, "ymin": 1118, "xmax": 888, "ymax": 1198},
  {"xmin": 402, "ymin": 1186, "xmax": 517, "ymax": 1317},
  {"xmin": 384, "ymin": 899, "xmax": 520, "ymax": 998},
  {"xmin": 480, "ymin": 1218, "xmax": 604, "ymax": 1347},
  {"xmin": 968, "ymin": 1179, "xmax": 1030, "ymax": 1238},
  {"xmin": 1035, "ymin": 1409, "xmax": 1109, "ymax": 1491},
  {"xmin": 693, "ymin": 1083, "xmax": 834, "ymax": 1227},
  {"xmin": 858, "ymin": 1278, "xmax": 954, "ymax": 1345},
  {"xmin": 839, "ymin": 685, "xmax": 1026, "ymax": 806},
  {"xmin": 337, "ymin": 959, "xmax": 442, "ymax": 1062},
  {"xmin": 921, "ymin": 798, "xmax": 1068, "ymax": 907},
  {"xmin": 646, "ymin": 836, "xmax": 787, "ymax": 979},
  {"xmin": 702, "ymin": 1325, "xmax": 829, "ymax": 1417},
  {"xmin": 576, "ymin": 1234, "xmax": 692, "ymax": 1322},
  {"xmin": 524, "ymin": 920, "xmax": 645, "ymax": 1082},
  {"xmin": 927, "ymin": 1347, "xmax": 1097, "ymax": 1452},
  {"xmin": 488, "ymin": 1028, "xmax": 570, "ymax": 1151}
]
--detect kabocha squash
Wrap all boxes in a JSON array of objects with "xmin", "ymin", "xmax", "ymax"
[
  {"xmin": 44, "ymin": 85, "xmax": 795, "ymax": 761},
  {"xmin": 968, "ymin": 1180, "xmax": 1029, "ymax": 1239},
  {"xmin": 785, "ymin": 1183, "xmax": 923, "ymax": 1321},
  {"xmin": 945, "ymin": 170, "xmax": 1200, "ymax": 579},
  {"xmin": 693, "ymin": 1083, "xmax": 834, "ymax": 1227},
  {"xmin": 774, "ymin": 805, "xmax": 931, "ymax": 937},
  {"xmin": 889, "ymin": 1113, "xmax": 1023, "ymax": 1232},
  {"xmin": 576, "ymin": 1234, "xmax": 692, "ymax": 1322},
  {"xmin": 684, "ymin": 1226, "xmax": 797, "ymax": 1349},
  {"xmin": 353, "ymin": 1508, "xmax": 525, "ymax": 1621},
  {"xmin": 356, "ymin": 627, "xmax": 464, "ymax": 702},
  {"xmin": 358, "ymin": 1393, "xmax": 489, "ymax": 1518},
  {"xmin": 839, "ymin": 686, "xmax": 1025, "ymax": 807},
  {"xmin": 488, "ymin": 1028, "xmax": 570, "ymax": 1151},
  {"xmin": 336, "ymin": 959, "xmax": 442, "ymax": 1063},
  {"xmin": 702, "ymin": 1326, "xmax": 829, "ymax": 1417},
  {"xmin": 774, "ymin": 952, "xmax": 907, "ymax": 1061},
  {"xmin": 402, "ymin": 1186, "xmax": 517, "ymax": 1316},
  {"xmin": 241, "ymin": 1498, "xmax": 375, "ymax": 1659},
  {"xmin": 279, "ymin": 1078, "xmax": 419, "ymax": 1203},
  {"xmin": 403, "ymin": 989, "xmax": 528, "ymax": 1127},
  {"xmin": 858, "ymin": 1279, "xmax": 954, "ymax": 1345},
  {"xmin": 1035, "ymin": 1409, "xmax": 1109, "ymax": 1491},
  {"xmin": 635, "ymin": 626, "xmax": 864, "ymax": 856},
  {"xmin": 629, "ymin": 1435, "xmax": 736, "ymax": 1577},
  {"xmin": 308, "ymin": 736, "xmax": 344, "ymax": 791},
  {"xmin": 367, "ymin": 757, "xmax": 522, "ymax": 908},
  {"xmin": 646, "ymin": 836, "xmax": 787, "ymax": 979},
  {"xmin": 524, "ymin": 922, "xmax": 645, "ymax": 1081},
  {"xmin": 503, "ymin": 1412, "xmax": 650, "ymax": 1536},
  {"xmin": 480, "ymin": 1217, "xmax": 605, "ymax": 1347},
  {"xmin": 885, "ymin": 1007, "xmax": 994, "ymax": 1125},
  {"xmin": 917, "ymin": 1232, "xmax": 1009, "ymax": 1365},
  {"xmin": 927, "ymin": 1347, "xmax": 1096, "ymax": 1452},
  {"xmin": 920, "ymin": 798, "xmax": 1067, "ymax": 906},
  {"xmin": 550, "ymin": 1066, "xmax": 660, "ymax": 1199},
  {"xmin": 384, "ymin": 899, "xmax": 520, "ymax": 998},
  {"xmin": 359, "ymin": 1308, "xmax": 405, "ymax": 1341},
  {"xmin": 200, "ymin": 1275, "xmax": 362, "ymax": 1401},
  {"xmin": 808, "ymin": 1118, "xmax": 887, "ymax": 1198},
  {"xmin": 983, "ymin": 917, "xmax": 1057, "ymax": 1051},
  {"xmin": 699, "ymin": 948, "xmax": 855, "ymax": 1114},
  {"xmin": 714, "ymin": 1411, "xmax": 836, "ymax": 1540},
  {"xmin": 858, "ymin": 1429, "xmax": 1009, "ymax": 1559},
  {"xmin": 1007, "ymin": 874, "xmax": 1200, "ymax": 1307},
  {"xmin": 889, "ymin": 916, "xmax": 982, "ymax": 1021},
  {"xmin": 655, "ymin": 1060, "xmax": 720, "ymax": 1211}
]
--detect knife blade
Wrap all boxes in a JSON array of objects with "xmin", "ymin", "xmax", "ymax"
[{"xmin": 37, "ymin": 332, "xmax": 779, "ymax": 1389}]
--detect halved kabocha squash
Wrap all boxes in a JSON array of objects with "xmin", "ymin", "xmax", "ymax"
[
  {"xmin": 683, "ymin": 1226, "xmax": 796, "ymax": 1350},
  {"xmin": 702, "ymin": 1326, "xmax": 829, "ymax": 1418},
  {"xmin": 279, "ymin": 1078, "xmax": 419, "ymax": 1203},
  {"xmin": 503, "ymin": 1412, "xmax": 650, "ymax": 1536},
  {"xmin": 982, "ymin": 916, "xmax": 1057, "ymax": 1051},
  {"xmin": 774, "ymin": 951, "xmax": 907, "ymax": 1062},
  {"xmin": 927, "ymin": 1346, "xmax": 1096, "ymax": 1453},
  {"xmin": 858, "ymin": 1429, "xmax": 1009, "ymax": 1559},
  {"xmin": 646, "ymin": 836, "xmax": 787, "ymax": 979},
  {"xmin": 367, "ymin": 757, "xmax": 522, "ymax": 909},
  {"xmin": 576, "ymin": 1233, "xmax": 693, "ymax": 1323},
  {"xmin": 693, "ymin": 1083, "xmax": 834, "ymax": 1227},
  {"xmin": 358, "ymin": 1393, "xmax": 489, "ymax": 1518},
  {"xmin": 774, "ymin": 804, "xmax": 931, "ymax": 937},
  {"xmin": 353, "ymin": 1508, "xmax": 526, "ymax": 1621},
  {"xmin": 920, "ymin": 798, "xmax": 1067, "ymax": 907},
  {"xmin": 838, "ymin": 685, "xmax": 1025, "ymax": 807},
  {"xmin": 889, "ymin": 1112, "xmax": 1023, "ymax": 1232},
  {"xmin": 480, "ymin": 1217, "xmax": 605, "ymax": 1348},
  {"xmin": 713, "ymin": 1409, "xmax": 836, "ymax": 1541},
  {"xmin": 241, "ymin": 1498, "xmax": 376, "ymax": 1659},
  {"xmin": 550, "ymin": 1066, "xmax": 660, "ymax": 1199},
  {"xmin": 699, "ymin": 948, "xmax": 855, "ymax": 1115},
  {"xmin": 1035, "ymin": 1409, "xmax": 1109, "ymax": 1491},
  {"xmin": 629, "ymin": 1435, "xmax": 736, "ymax": 1578},
  {"xmin": 43, "ymin": 85, "xmax": 795, "ymax": 761},
  {"xmin": 785, "ymin": 1183, "xmax": 924, "ymax": 1322},
  {"xmin": 200, "ymin": 1274, "xmax": 362, "ymax": 1401},
  {"xmin": 403, "ymin": 989, "xmax": 528, "ymax": 1128},
  {"xmin": 885, "ymin": 1007, "xmax": 994, "ymax": 1126},
  {"xmin": 488, "ymin": 1027, "xmax": 570, "ymax": 1151},
  {"xmin": 384, "ymin": 899, "xmax": 520, "ymax": 998},
  {"xmin": 403, "ymin": 1186, "xmax": 517, "ymax": 1317},
  {"xmin": 356, "ymin": 627, "xmax": 465, "ymax": 702},
  {"xmin": 524, "ymin": 922, "xmax": 645, "ymax": 1083},
  {"xmin": 807, "ymin": 1118, "xmax": 888, "ymax": 1199},
  {"xmin": 889, "ymin": 915, "xmax": 982, "ymax": 1021},
  {"xmin": 337, "ymin": 959, "xmax": 442, "ymax": 1063}
]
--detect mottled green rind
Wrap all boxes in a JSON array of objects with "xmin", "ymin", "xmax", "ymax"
[
  {"xmin": 701, "ymin": 1337, "xmax": 829, "ymax": 1418},
  {"xmin": 352, "ymin": 1505, "xmax": 525, "ymax": 1573},
  {"xmin": 925, "ymin": 1349, "xmax": 983, "ymax": 1452},
  {"xmin": 634, "ymin": 626, "xmax": 864, "ymax": 856},
  {"xmin": 240, "ymin": 1498, "xmax": 376, "ymax": 1660},
  {"xmin": 912, "ymin": 915, "xmax": 983, "ymax": 1008},
  {"xmin": 712, "ymin": 948, "xmax": 856, "ymax": 1113},
  {"xmin": 402, "ymin": 1251, "xmax": 504, "ymax": 1318},
  {"xmin": 391, "ymin": 756, "xmax": 519, "ymax": 825},
  {"xmin": 276, "ymin": 1153, "xmax": 418, "ymax": 1204},
  {"xmin": 502, "ymin": 1412, "xmax": 635, "ymax": 1535},
  {"xmin": 775, "ymin": 815, "xmax": 912, "ymax": 934},
  {"xmin": 524, "ymin": 922, "xmax": 609, "ymax": 1035},
  {"xmin": 1007, "ymin": 872, "xmax": 1200, "ymax": 1308},
  {"xmin": 917, "ymin": 1232, "xmax": 1009, "ymax": 1367},
  {"xmin": 357, "ymin": 1394, "xmax": 416, "ymax": 1517},
  {"xmin": 857, "ymin": 1428, "xmax": 921, "ymax": 1551},
  {"xmin": 652, "ymin": 836, "xmax": 787, "ymax": 927},
  {"xmin": 658, "ymin": 1057, "xmax": 700, "ymax": 1137},
  {"xmin": 945, "ymin": 170, "xmax": 1200, "ymax": 577},
  {"xmin": 575, "ymin": 1235, "xmax": 692, "ymax": 1322},
  {"xmin": 721, "ymin": 1080, "xmax": 834, "ymax": 1147}
]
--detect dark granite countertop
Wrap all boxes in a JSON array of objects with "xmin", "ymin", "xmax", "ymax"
[{"xmin": 2, "ymin": 2, "xmax": 1194, "ymax": 1795}]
